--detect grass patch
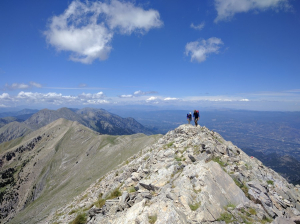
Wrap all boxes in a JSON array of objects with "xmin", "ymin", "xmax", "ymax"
[
  {"xmin": 148, "ymin": 214, "xmax": 157, "ymax": 224},
  {"xmin": 107, "ymin": 187, "xmax": 122, "ymax": 199},
  {"xmin": 71, "ymin": 213, "xmax": 87, "ymax": 224},
  {"xmin": 245, "ymin": 163, "xmax": 252, "ymax": 170},
  {"xmin": 260, "ymin": 216, "xmax": 273, "ymax": 224},
  {"xmin": 217, "ymin": 212, "xmax": 235, "ymax": 223},
  {"xmin": 189, "ymin": 202, "xmax": 200, "ymax": 211},
  {"xmin": 174, "ymin": 156, "xmax": 182, "ymax": 161},
  {"xmin": 94, "ymin": 198, "xmax": 106, "ymax": 208},
  {"xmin": 249, "ymin": 207, "xmax": 257, "ymax": 215},
  {"xmin": 267, "ymin": 180, "xmax": 274, "ymax": 185},
  {"xmin": 68, "ymin": 209, "xmax": 79, "ymax": 215},
  {"xmin": 166, "ymin": 141, "xmax": 174, "ymax": 148},
  {"xmin": 233, "ymin": 178, "xmax": 250, "ymax": 199},
  {"xmin": 225, "ymin": 202, "xmax": 236, "ymax": 209},
  {"xmin": 128, "ymin": 186, "xmax": 136, "ymax": 193},
  {"xmin": 212, "ymin": 157, "xmax": 226, "ymax": 167}
]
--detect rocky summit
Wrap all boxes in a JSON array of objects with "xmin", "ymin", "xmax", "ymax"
[{"xmin": 47, "ymin": 124, "xmax": 300, "ymax": 224}]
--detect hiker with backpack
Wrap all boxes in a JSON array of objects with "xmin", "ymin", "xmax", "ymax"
[
  {"xmin": 187, "ymin": 112, "xmax": 192, "ymax": 124},
  {"xmin": 193, "ymin": 110, "xmax": 200, "ymax": 127}
]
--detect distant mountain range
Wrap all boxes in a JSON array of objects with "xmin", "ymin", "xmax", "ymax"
[{"xmin": 0, "ymin": 107, "xmax": 153, "ymax": 144}]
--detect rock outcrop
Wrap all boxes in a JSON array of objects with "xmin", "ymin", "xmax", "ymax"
[{"xmin": 47, "ymin": 124, "xmax": 300, "ymax": 224}]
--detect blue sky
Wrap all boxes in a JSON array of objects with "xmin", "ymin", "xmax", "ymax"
[{"xmin": 0, "ymin": 0, "xmax": 300, "ymax": 111}]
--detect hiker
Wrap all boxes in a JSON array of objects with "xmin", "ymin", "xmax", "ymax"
[
  {"xmin": 187, "ymin": 112, "xmax": 192, "ymax": 124},
  {"xmin": 193, "ymin": 110, "xmax": 200, "ymax": 126}
]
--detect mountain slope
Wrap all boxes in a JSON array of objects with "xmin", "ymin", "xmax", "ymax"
[
  {"xmin": 24, "ymin": 107, "xmax": 88, "ymax": 130},
  {"xmin": 0, "ymin": 119, "xmax": 161, "ymax": 224},
  {"xmin": 0, "ymin": 117, "xmax": 23, "ymax": 128},
  {"xmin": 76, "ymin": 108, "xmax": 153, "ymax": 135},
  {"xmin": 48, "ymin": 124, "xmax": 300, "ymax": 224},
  {"xmin": 0, "ymin": 122, "xmax": 32, "ymax": 144}
]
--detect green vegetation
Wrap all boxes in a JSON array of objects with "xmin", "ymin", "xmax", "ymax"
[
  {"xmin": 128, "ymin": 186, "xmax": 136, "ymax": 193},
  {"xmin": 193, "ymin": 146, "xmax": 200, "ymax": 155},
  {"xmin": 248, "ymin": 207, "xmax": 256, "ymax": 215},
  {"xmin": 232, "ymin": 178, "xmax": 250, "ymax": 199},
  {"xmin": 261, "ymin": 216, "xmax": 273, "ymax": 224},
  {"xmin": 267, "ymin": 180, "xmax": 274, "ymax": 185},
  {"xmin": 166, "ymin": 141, "xmax": 174, "ymax": 148},
  {"xmin": 225, "ymin": 202, "xmax": 236, "ymax": 210},
  {"xmin": 217, "ymin": 212, "xmax": 235, "ymax": 223},
  {"xmin": 71, "ymin": 213, "xmax": 87, "ymax": 224},
  {"xmin": 175, "ymin": 156, "xmax": 182, "ymax": 161},
  {"xmin": 189, "ymin": 202, "xmax": 200, "ymax": 211},
  {"xmin": 94, "ymin": 187, "xmax": 122, "ymax": 208},
  {"xmin": 245, "ymin": 163, "xmax": 252, "ymax": 170},
  {"xmin": 212, "ymin": 157, "xmax": 226, "ymax": 167},
  {"xmin": 107, "ymin": 187, "xmax": 122, "ymax": 199},
  {"xmin": 68, "ymin": 209, "xmax": 79, "ymax": 215},
  {"xmin": 148, "ymin": 214, "xmax": 157, "ymax": 224},
  {"xmin": 94, "ymin": 198, "xmax": 106, "ymax": 208}
]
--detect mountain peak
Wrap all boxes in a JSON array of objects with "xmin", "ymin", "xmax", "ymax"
[{"xmin": 47, "ymin": 124, "xmax": 300, "ymax": 224}]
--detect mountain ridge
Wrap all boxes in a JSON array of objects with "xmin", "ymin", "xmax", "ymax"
[
  {"xmin": 0, "ymin": 107, "xmax": 153, "ymax": 144},
  {"xmin": 0, "ymin": 118, "xmax": 161, "ymax": 223},
  {"xmin": 46, "ymin": 124, "xmax": 300, "ymax": 224}
]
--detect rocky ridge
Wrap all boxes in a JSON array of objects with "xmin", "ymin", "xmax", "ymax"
[{"xmin": 48, "ymin": 124, "xmax": 300, "ymax": 224}]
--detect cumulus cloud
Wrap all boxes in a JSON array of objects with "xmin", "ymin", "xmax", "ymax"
[
  {"xmin": 4, "ymin": 82, "xmax": 42, "ymax": 90},
  {"xmin": 0, "ymin": 93, "xmax": 10, "ymax": 99},
  {"xmin": 185, "ymin": 37, "xmax": 223, "ymax": 63},
  {"xmin": 214, "ymin": 0, "xmax": 291, "ymax": 22},
  {"xmin": 44, "ymin": 0, "xmax": 163, "ymax": 64},
  {"xmin": 0, "ymin": 91, "xmax": 109, "ymax": 106},
  {"xmin": 190, "ymin": 22, "xmax": 205, "ymax": 31},
  {"xmin": 79, "ymin": 92, "xmax": 105, "ymax": 99}
]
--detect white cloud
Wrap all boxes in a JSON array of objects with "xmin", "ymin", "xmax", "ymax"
[
  {"xmin": 44, "ymin": 0, "xmax": 163, "ymax": 64},
  {"xmin": 164, "ymin": 97, "xmax": 178, "ymax": 101},
  {"xmin": 79, "ymin": 92, "xmax": 105, "ymax": 99},
  {"xmin": 214, "ymin": 0, "xmax": 291, "ymax": 22},
  {"xmin": 146, "ymin": 96, "xmax": 157, "ymax": 102},
  {"xmin": 103, "ymin": 0, "xmax": 163, "ymax": 34},
  {"xmin": 85, "ymin": 99, "xmax": 109, "ymax": 104},
  {"xmin": 134, "ymin": 90, "xmax": 157, "ymax": 96},
  {"xmin": 185, "ymin": 37, "xmax": 223, "ymax": 63},
  {"xmin": 119, "ymin": 95, "xmax": 133, "ymax": 98},
  {"xmin": 0, "ymin": 93, "xmax": 10, "ymax": 99},
  {"xmin": 190, "ymin": 22, "xmax": 205, "ymax": 31},
  {"xmin": 0, "ymin": 104, "xmax": 9, "ymax": 108},
  {"xmin": 240, "ymin": 99, "xmax": 250, "ymax": 101},
  {"xmin": 4, "ymin": 82, "xmax": 42, "ymax": 90}
]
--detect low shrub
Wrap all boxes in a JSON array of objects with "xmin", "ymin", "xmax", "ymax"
[
  {"xmin": 71, "ymin": 213, "xmax": 87, "ymax": 224},
  {"xmin": 148, "ymin": 214, "xmax": 157, "ymax": 224},
  {"xmin": 189, "ymin": 202, "xmax": 200, "ymax": 211}
]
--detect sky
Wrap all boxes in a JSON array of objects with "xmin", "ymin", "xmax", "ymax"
[{"xmin": 1, "ymin": 0, "xmax": 300, "ymax": 111}]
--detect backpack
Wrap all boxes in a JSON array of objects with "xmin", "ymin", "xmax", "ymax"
[{"xmin": 187, "ymin": 114, "xmax": 191, "ymax": 119}]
